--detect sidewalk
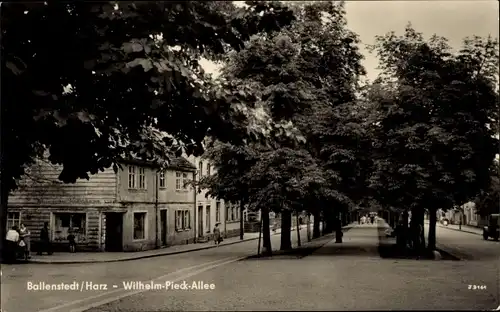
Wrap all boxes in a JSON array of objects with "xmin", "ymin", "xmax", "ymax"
[
  {"xmin": 312, "ymin": 222, "xmax": 381, "ymax": 257},
  {"xmin": 27, "ymin": 223, "xmax": 319, "ymax": 264}
]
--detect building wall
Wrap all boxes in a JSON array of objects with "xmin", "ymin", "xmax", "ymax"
[
  {"xmin": 161, "ymin": 169, "xmax": 196, "ymax": 245},
  {"xmin": 116, "ymin": 163, "xmax": 196, "ymax": 250},
  {"xmin": 224, "ymin": 202, "xmax": 241, "ymax": 238},
  {"xmin": 187, "ymin": 155, "xmax": 234, "ymax": 240},
  {"xmin": 8, "ymin": 157, "xmax": 197, "ymax": 252},
  {"xmin": 8, "ymin": 157, "xmax": 118, "ymax": 251},
  {"xmin": 9, "ymin": 157, "xmax": 117, "ymax": 206}
]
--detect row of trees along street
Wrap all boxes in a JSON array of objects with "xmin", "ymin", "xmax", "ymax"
[{"xmin": 1, "ymin": 1, "xmax": 498, "ymax": 260}]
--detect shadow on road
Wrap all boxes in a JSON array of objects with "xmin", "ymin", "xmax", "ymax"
[
  {"xmin": 377, "ymin": 225, "xmax": 460, "ymax": 261},
  {"xmin": 244, "ymin": 226, "xmax": 359, "ymax": 261}
]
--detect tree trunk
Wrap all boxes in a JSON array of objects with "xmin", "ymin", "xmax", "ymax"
[
  {"xmin": 397, "ymin": 209, "xmax": 409, "ymax": 249},
  {"xmin": 410, "ymin": 207, "xmax": 425, "ymax": 256},
  {"xmin": 296, "ymin": 212, "xmax": 301, "ymax": 247},
  {"xmin": 427, "ymin": 207, "xmax": 437, "ymax": 251},
  {"xmin": 323, "ymin": 209, "xmax": 334, "ymax": 234},
  {"xmin": 280, "ymin": 210, "xmax": 292, "ymax": 250},
  {"xmin": 313, "ymin": 212, "xmax": 320, "ymax": 239},
  {"xmin": 239, "ymin": 201, "xmax": 244, "ymax": 240},
  {"xmin": 261, "ymin": 206, "xmax": 272, "ymax": 256},
  {"xmin": 307, "ymin": 213, "xmax": 312, "ymax": 242}
]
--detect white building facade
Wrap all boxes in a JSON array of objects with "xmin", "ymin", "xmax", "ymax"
[{"xmin": 187, "ymin": 156, "xmax": 242, "ymax": 240}]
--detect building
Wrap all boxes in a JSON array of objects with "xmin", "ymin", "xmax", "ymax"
[
  {"xmin": 438, "ymin": 202, "xmax": 487, "ymax": 228},
  {"xmin": 7, "ymin": 156, "xmax": 197, "ymax": 252},
  {"xmin": 187, "ymin": 156, "xmax": 242, "ymax": 240}
]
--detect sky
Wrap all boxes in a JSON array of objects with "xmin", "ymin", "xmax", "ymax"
[
  {"xmin": 201, "ymin": 1, "xmax": 499, "ymax": 81},
  {"xmin": 345, "ymin": 0, "xmax": 499, "ymax": 81}
]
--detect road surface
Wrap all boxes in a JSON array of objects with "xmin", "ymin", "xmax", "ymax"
[
  {"xmin": 83, "ymin": 225, "xmax": 497, "ymax": 311},
  {"xmin": 425, "ymin": 223, "xmax": 500, "ymax": 261},
  {"xmin": 1, "ymin": 227, "xmax": 311, "ymax": 312}
]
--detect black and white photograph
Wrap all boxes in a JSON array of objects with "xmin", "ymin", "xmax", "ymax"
[{"xmin": 1, "ymin": 1, "xmax": 499, "ymax": 311}]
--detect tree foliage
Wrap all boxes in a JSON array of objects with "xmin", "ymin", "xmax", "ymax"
[
  {"xmin": 199, "ymin": 1, "xmax": 367, "ymax": 249},
  {"xmin": 366, "ymin": 25, "xmax": 499, "ymax": 249},
  {"xmin": 1, "ymin": 1, "xmax": 296, "ymax": 192}
]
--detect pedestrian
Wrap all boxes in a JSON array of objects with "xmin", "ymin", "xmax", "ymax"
[
  {"xmin": 213, "ymin": 223, "xmax": 222, "ymax": 246},
  {"xmin": 5, "ymin": 225, "xmax": 20, "ymax": 263},
  {"xmin": 19, "ymin": 223, "xmax": 31, "ymax": 260},
  {"xmin": 67, "ymin": 228, "xmax": 76, "ymax": 253},
  {"xmin": 37, "ymin": 222, "xmax": 52, "ymax": 255}
]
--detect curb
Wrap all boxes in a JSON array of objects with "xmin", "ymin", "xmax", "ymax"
[
  {"xmin": 435, "ymin": 244, "xmax": 471, "ymax": 261},
  {"xmin": 437, "ymin": 225, "xmax": 481, "ymax": 236},
  {"xmin": 27, "ymin": 226, "xmax": 322, "ymax": 264},
  {"xmin": 243, "ymin": 225, "xmax": 354, "ymax": 259}
]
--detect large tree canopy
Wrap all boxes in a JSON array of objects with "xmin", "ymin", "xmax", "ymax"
[
  {"xmin": 366, "ymin": 25, "xmax": 499, "ymax": 249},
  {"xmin": 1, "ymin": 1, "xmax": 296, "ymax": 191},
  {"xmin": 0, "ymin": 1, "xmax": 299, "ymax": 257}
]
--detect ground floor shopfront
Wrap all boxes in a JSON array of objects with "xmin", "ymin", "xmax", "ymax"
[{"xmin": 7, "ymin": 202, "xmax": 196, "ymax": 252}]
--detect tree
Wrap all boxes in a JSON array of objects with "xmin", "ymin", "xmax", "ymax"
[
  {"xmin": 474, "ymin": 160, "xmax": 500, "ymax": 217},
  {"xmin": 245, "ymin": 147, "xmax": 326, "ymax": 251},
  {"xmin": 222, "ymin": 1, "xmax": 367, "ymax": 240},
  {"xmin": 367, "ymin": 25, "xmax": 499, "ymax": 252},
  {"xmin": 0, "ymin": 1, "xmax": 297, "ymax": 259},
  {"xmin": 197, "ymin": 141, "xmax": 260, "ymax": 241}
]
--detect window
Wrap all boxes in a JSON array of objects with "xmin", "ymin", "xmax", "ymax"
[
  {"xmin": 225, "ymin": 202, "xmax": 239, "ymax": 222},
  {"xmin": 225, "ymin": 203, "xmax": 230, "ymax": 221},
  {"xmin": 138, "ymin": 168, "xmax": 146, "ymax": 189},
  {"xmin": 216, "ymin": 202, "xmax": 220, "ymax": 222},
  {"xmin": 176, "ymin": 172, "xmax": 189, "ymax": 191},
  {"xmin": 182, "ymin": 173, "xmax": 188, "ymax": 189},
  {"xmin": 128, "ymin": 166, "xmax": 136, "ymax": 189},
  {"xmin": 159, "ymin": 171, "xmax": 165, "ymax": 188},
  {"xmin": 176, "ymin": 172, "xmax": 182, "ymax": 190},
  {"xmin": 176, "ymin": 210, "xmax": 191, "ymax": 230},
  {"xmin": 183, "ymin": 210, "xmax": 190, "ymax": 229},
  {"xmin": 134, "ymin": 212, "xmax": 146, "ymax": 240},
  {"xmin": 54, "ymin": 213, "xmax": 86, "ymax": 242},
  {"xmin": 7, "ymin": 212, "xmax": 21, "ymax": 229},
  {"xmin": 207, "ymin": 163, "xmax": 211, "ymax": 176},
  {"xmin": 235, "ymin": 203, "xmax": 240, "ymax": 220},
  {"xmin": 206, "ymin": 205, "xmax": 211, "ymax": 231},
  {"xmin": 198, "ymin": 162, "xmax": 203, "ymax": 180}
]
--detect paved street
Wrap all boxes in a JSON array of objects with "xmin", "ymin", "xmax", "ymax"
[
  {"xmin": 436, "ymin": 222, "xmax": 483, "ymax": 236},
  {"xmin": 3, "ymin": 222, "xmax": 499, "ymax": 311},
  {"xmin": 1, "ymin": 226, "xmax": 317, "ymax": 312},
  {"xmin": 424, "ymin": 223, "xmax": 500, "ymax": 261},
  {"xmin": 83, "ymin": 223, "xmax": 498, "ymax": 311}
]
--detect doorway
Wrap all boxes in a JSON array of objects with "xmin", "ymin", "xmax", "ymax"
[
  {"xmin": 160, "ymin": 210, "xmax": 167, "ymax": 246},
  {"xmin": 206, "ymin": 205, "xmax": 211, "ymax": 234},
  {"xmin": 105, "ymin": 213, "xmax": 123, "ymax": 252},
  {"xmin": 198, "ymin": 205, "xmax": 203, "ymax": 237}
]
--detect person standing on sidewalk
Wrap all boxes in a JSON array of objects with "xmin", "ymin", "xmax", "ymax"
[
  {"xmin": 37, "ymin": 222, "xmax": 52, "ymax": 255},
  {"xmin": 19, "ymin": 223, "xmax": 31, "ymax": 260},
  {"xmin": 5, "ymin": 226, "xmax": 20, "ymax": 263},
  {"xmin": 67, "ymin": 228, "xmax": 77, "ymax": 253}
]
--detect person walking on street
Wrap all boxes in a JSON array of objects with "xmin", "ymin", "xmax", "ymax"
[
  {"xmin": 19, "ymin": 223, "xmax": 31, "ymax": 260},
  {"xmin": 213, "ymin": 223, "xmax": 222, "ymax": 246},
  {"xmin": 5, "ymin": 226, "xmax": 20, "ymax": 263},
  {"xmin": 37, "ymin": 222, "xmax": 52, "ymax": 255}
]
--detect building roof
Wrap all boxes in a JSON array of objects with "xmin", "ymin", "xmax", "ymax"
[
  {"xmin": 122, "ymin": 156, "xmax": 196, "ymax": 171},
  {"xmin": 169, "ymin": 157, "xmax": 197, "ymax": 171}
]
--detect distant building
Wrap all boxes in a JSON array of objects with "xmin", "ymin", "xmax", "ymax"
[
  {"xmin": 8, "ymin": 156, "xmax": 196, "ymax": 252},
  {"xmin": 438, "ymin": 202, "xmax": 486, "ymax": 228},
  {"xmin": 186, "ymin": 156, "xmax": 241, "ymax": 240}
]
